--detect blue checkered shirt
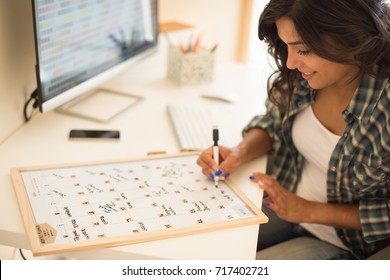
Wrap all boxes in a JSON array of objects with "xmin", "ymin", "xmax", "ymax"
[{"xmin": 243, "ymin": 70, "xmax": 390, "ymax": 259}]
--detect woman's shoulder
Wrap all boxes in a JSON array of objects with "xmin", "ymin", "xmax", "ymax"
[{"xmin": 361, "ymin": 65, "xmax": 390, "ymax": 93}]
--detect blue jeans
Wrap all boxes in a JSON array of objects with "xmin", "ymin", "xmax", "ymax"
[{"xmin": 256, "ymin": 207, "xmax": 354, "ymax": 260}]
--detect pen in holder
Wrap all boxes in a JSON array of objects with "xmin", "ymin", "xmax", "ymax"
[{"xmin": 167, "ymin": 46, "xmax": 216, "ymax": 85}]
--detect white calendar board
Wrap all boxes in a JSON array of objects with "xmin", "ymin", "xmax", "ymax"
[{"xmin": 11, "ymin": 152, "xmax": 267, "ymax": 256}]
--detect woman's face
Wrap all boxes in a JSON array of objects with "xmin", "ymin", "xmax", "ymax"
[{"xmin": 275, "ymin": 16, "xmax": 359, "ymax": 91}]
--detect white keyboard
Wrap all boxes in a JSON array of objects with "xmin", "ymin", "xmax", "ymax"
[{"xmin": 167, "ymin": 104, "xmax": 217, "ymax": 151}]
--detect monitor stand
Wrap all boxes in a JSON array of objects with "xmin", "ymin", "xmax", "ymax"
[{"xmin": 56, "ymin": 88, "xmax": 142, "ymax": 123}]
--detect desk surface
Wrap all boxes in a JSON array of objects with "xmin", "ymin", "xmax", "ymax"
[{"xmin": 0, "ymin": 49, "xmax": 271, "ymax": 259}]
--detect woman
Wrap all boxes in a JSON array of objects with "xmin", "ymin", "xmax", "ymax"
[{"xmin": 197, "ymin": 0, "xmax": 390, "ymax": 259}]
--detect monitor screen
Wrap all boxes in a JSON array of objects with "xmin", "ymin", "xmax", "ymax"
[{"xmin": 31, "ymin": 0, "xmax": 158, "ymax": 113}]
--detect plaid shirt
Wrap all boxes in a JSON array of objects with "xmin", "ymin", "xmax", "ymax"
[{"xmin": 243, "ymin": 70, "xmax": 390, "ymax": 259}]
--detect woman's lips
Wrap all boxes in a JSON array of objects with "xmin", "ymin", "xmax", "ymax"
[{"xmin": 301, "ymin": 71, "xmax": 316, "ymax": 80}]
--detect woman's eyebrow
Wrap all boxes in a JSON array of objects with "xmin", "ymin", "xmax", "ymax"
[
  {"xmin": 286, "ymin": 40, "xmax": 304, "ymax": 45},
  {"xmin": 279, "ymin": 36, "xmax": 304, "ymax": 45}
]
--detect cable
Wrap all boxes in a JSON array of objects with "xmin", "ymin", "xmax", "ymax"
[
  {"xmin": 23, "ymin": 89, "xmax": 39, "ymax": 122},
  {"xmin": 18, "ymin": 248, "xmax": 27, "ymax": 260}
]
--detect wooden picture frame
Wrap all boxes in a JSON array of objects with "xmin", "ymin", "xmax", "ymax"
[{"xmin": 11, "ymin": 152, "xmax": 267, "ymax": 256}]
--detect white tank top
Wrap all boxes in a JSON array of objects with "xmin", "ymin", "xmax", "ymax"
[{"xmin": 292, "ymin": 105, "xmax": 348, "ymax": 250}]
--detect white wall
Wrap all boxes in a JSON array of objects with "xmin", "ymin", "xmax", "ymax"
[
  {"xmin": 247, "ymin": 0, "xmax": 271, "ymax": 67},
  {"xmin": 0, "ymin": 0, "xmax": 36, "ymax": 143}
]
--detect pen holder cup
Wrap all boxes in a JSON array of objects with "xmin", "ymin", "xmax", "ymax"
[{"xmin": 167, "ymin": 47, "xmax": 215, "ymax": 85}]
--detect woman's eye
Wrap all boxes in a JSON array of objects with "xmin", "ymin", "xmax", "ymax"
[{"xmin": 297, "ymin": 49, "xmax": 311, "ymax": 56}]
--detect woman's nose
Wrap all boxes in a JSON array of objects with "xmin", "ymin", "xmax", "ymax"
[{"xmin": 286, "ymin": 52, "xmax": 301, "ymax": 70}]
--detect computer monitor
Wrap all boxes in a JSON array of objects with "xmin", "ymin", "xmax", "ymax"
[{"xmin": 31, "ymin": 0, "xmax": 158, "ymax": 121}]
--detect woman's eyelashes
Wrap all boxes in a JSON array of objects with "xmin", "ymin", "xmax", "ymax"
[{"xmin": 297, "ymin": 49, "xmax": 311, "ymax": 56}]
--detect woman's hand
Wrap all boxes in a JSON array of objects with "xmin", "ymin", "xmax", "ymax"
[
  {"xmin": 250, "ymin": 173, "xmax": 311, "ymax": 224},
  {"xmin": 197, "ymin": 128, "xmax": 272, "ymax": 180},
  {"xmin": 196, "ymin": 146, "xmax": 243, "ymax": 180}
]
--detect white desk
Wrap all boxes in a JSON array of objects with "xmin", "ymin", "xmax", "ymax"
[{"xmin": 0, "ymin": 50, "xmax": 271, "ymax": 259}]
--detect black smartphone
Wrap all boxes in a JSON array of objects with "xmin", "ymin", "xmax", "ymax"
[{"xmin": 69, "ymin": 129, "xmax": 120, "ymax": 140}]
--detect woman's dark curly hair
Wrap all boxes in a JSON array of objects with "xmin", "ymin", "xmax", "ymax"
[{"xmin": 259, "ymin": 0, "xmax": 390, "ymax": 110}]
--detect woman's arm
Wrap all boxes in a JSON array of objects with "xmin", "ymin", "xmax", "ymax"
[
  {"xmin": 234, "ymin": 127, "xmax": 273, "ymax": 164},
  {"xmin": 303, "ymin": 201, "xmax": 361, "ymax": 231}
]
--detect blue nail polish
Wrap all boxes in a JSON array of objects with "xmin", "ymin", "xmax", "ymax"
[
  {"xmin": 225, "ymin": 173, "xmax": 230, "ymax": 178},
  {"xmin": 209, "ymin": 172, "xmax": 215, "ymax": 179},
  {"xmin": 249, "ymin": 175, "xmax": 255, "ymax": 180},
  {"xmin": 215, "ymin": 169, "xmax": 222, "ymax": 176},
  {"xmin": 265, "ymin": 201, "xmax": 270, "ymax": 207}
]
